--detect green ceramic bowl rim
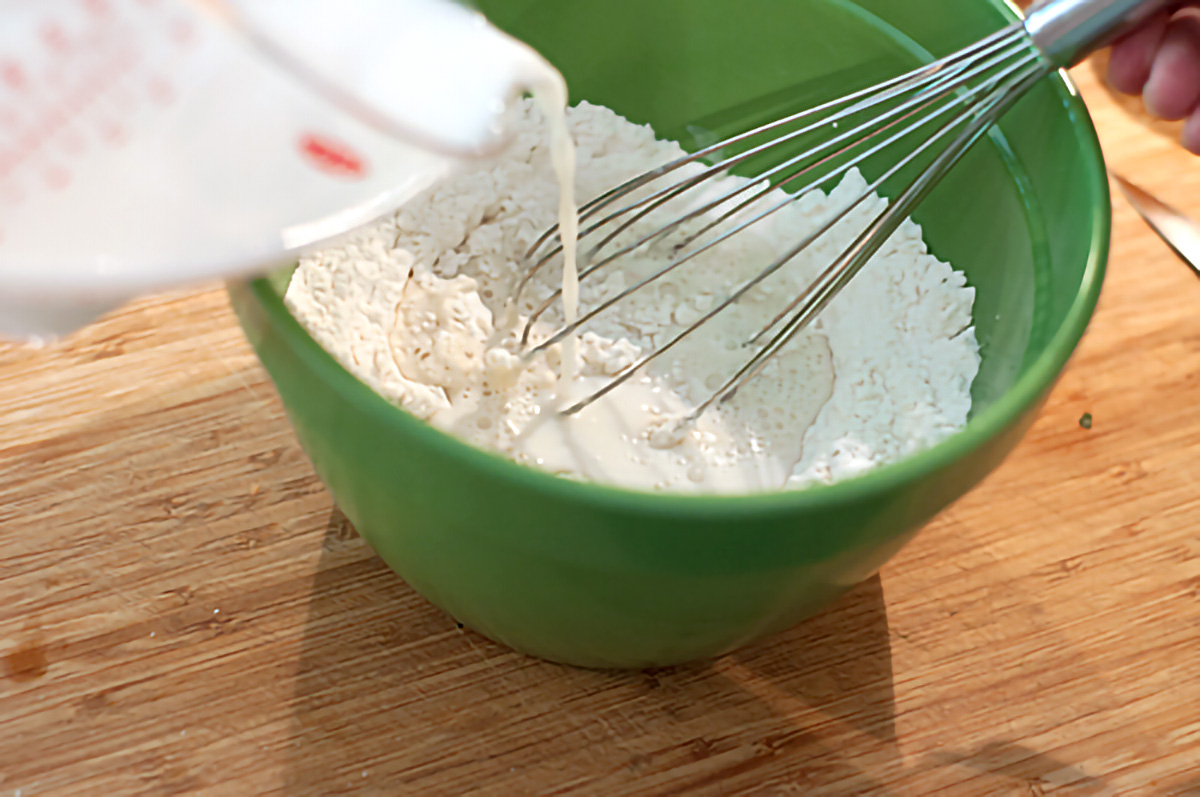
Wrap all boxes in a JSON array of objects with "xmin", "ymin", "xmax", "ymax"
[{"xmin": 239, "ymin": 6, "xmax": 1110, "ymax": 523}]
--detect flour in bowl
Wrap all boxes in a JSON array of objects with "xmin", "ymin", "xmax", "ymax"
[{"xmin": 285, "ymin": 99, "xmax": 980, "ymax": 494}]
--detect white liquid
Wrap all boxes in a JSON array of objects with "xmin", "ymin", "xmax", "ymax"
[
  {"xmin": 510, "ymin": 376, "xmax": 784, "ymax": 493},
  {"xmin": 532, "ymin": 82, "xmax": 580, "ymax": 395},
  {"xmin": 488, "ymin": 83, "xmax": 781, "ymax": 492}
]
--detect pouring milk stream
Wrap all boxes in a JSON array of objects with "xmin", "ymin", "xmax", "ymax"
[{"xmin": 0, "ymin": 0, "xmax": 579, "ymax": 350}]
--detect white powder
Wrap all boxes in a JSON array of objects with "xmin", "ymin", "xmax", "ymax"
[{"xmin": 285, "ymin": 99, "xmax": 980, "ymax": 494}]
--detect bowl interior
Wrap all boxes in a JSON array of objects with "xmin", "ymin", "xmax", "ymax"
[
  {"xmin": 477, "ymin": 0, "xmax": 1107, "ymax": 420},
  {"xmin": 234, "ymin": 0, "xmax": 1108, "ymax": 666},
  {"xmin": 254, "ymin": 0, "xmax": 1107, "ymax": 512}
]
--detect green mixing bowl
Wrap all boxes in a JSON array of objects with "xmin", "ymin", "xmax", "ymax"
[{"xmin": 229, "ymin": 0, "xmax": 1109, "ymax": 668}]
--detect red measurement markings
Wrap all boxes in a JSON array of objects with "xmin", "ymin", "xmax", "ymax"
[
  {"xmin": 70, "ymin": 43, "xmax": 133, "ymax": 114},
  {"xmin": 18, "ymin": 126, "xmax": 43, "ymax": 159},
  {"xmin": 42, "ymin": 22, "xmax": 70, "ymax": 54},
  {"xmin": 2, "ymin": 61, "xmax": 28, "ymax": 92},
  {"xmin": 98, "ymin": 119, "xmax": 127, "ymax": 147},
  {"xmin": 42, "ymin": 164, "xmax": 70, "ymax": 191},
  {"xmin": 146, "ymin": 74, "xmax": 173, "ymax": 106},
  {"xmin": 298, "ymin": 134, "xmax": 368, "ymax": 179}
]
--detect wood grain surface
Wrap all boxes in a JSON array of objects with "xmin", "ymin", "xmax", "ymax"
[{"xmin": 3, "ymin": 63, "xmax": 1200, "ymax": 796}]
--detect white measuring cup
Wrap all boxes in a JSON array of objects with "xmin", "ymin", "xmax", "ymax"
[{"xmin": 0, "ymin": 0, "xmax": 557, "ymax": 342}]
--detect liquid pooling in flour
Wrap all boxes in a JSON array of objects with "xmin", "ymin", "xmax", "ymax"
[{"xmin": 285, "ymin": 71, "xmax": 981, "ymax": 494}]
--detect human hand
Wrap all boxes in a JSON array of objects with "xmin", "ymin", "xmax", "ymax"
[{"xmin": 1108, "ymin": 6, "xmax": 1200, "ymax": 153}]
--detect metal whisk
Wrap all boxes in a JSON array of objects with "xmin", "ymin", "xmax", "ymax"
[{"xmin": 517, "ymin": 0, "xmax": 1171, "ymax": 418}]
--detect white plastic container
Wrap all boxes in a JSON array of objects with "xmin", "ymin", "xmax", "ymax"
[{"xmin": 0, "ymin": 0, "xmax": 558, "ymax": 340}]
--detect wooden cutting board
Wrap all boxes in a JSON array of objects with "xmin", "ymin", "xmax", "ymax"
[{"xmin": 2, "ymin": 64, "xmax": 1200, "ymax": 796}]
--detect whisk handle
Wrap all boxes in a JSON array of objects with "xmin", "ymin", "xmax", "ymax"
[{"xmin": 1025, "ymin": 0, "xmax": 1179, "ymax": 67}]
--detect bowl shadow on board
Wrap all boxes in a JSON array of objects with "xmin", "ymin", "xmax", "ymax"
[{"xmin": 282, "ymin": 508, "xmax": 899, "ymax": 793}]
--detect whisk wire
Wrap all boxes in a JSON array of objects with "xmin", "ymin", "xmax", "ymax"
[
  {"xmin": 697, "ymin": 68, "xmax": 1050, "ymax": 416},
  {"xmin": 559, "ymin": 57, "xmax": 1047, "ymax": 418},
  {"xmin": 743, "ymin": 54, "xmax": 1043, "ymax": 344},
  {"xmin": 523, "ymin": 21, "xmax": 1025, "ymax": 256},
  {"xmin": 509, "ymin": 17, "xmax": 1065, "ymax": 419},
  {"xmin": 514, "ymin": 23, "xmax": 1028, "ymax": 301},
  {"xmin": 524, "ymin": 41, "xmax": 1040, "ymax": 352},
  {"xmin": 536, "ymin": 73, "xmax": 1020, "ymax": 366}
]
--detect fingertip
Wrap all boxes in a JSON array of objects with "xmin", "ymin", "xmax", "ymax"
[
  {"xmin": 1144, "ymin": 16, "xmax": 1200, "ymax": 120},
  {"xmin": 1108, "ymin": 13, "xmax": 1169, "ymax": 94}
]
